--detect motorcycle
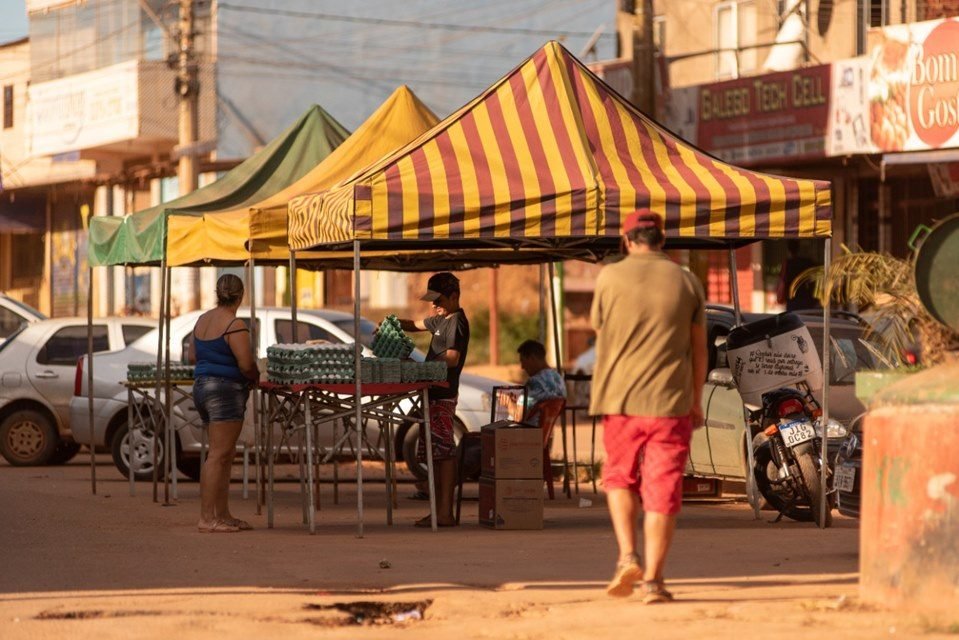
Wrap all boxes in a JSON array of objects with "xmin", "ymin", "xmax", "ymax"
[
  {"xmin": 726, "ymin": 312, "xmax": 835, "ymax": 528},
  {"xmin": 748, "ymin": 383, "xmax": 834, "ymax": 528}
]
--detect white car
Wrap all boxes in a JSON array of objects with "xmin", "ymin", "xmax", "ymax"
[
  {"xmin": 0, "ymin": 316, "xmax": 156, "ymax": 466},
  {"xmin": 70, "ymin": 307, "xmax": 507, "ymax": 481}
]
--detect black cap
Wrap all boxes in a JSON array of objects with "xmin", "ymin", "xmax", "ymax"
[{"xmin": 421, "ymin": 272, "xmax": 460, "ymax": 302}]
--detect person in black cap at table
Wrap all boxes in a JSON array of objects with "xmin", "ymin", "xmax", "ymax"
[{"xmin": 398, "ymin": 272, "xmax": 470, "ymax": 527}]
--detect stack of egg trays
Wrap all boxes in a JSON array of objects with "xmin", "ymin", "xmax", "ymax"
[
  {"xmin": 267, "ymin": 343, "xmax": 356, "ymax": 385},
  {"xmin": 126, "ymin": 362, "xmax": 196, "ymax": 383},
  {"xmin": 371, "ymin": 315, "xmax": 415, "ymax": 359}
]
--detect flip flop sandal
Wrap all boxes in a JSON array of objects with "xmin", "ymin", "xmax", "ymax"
[
  {"xmin": 606, "ymin": 554, "xmax": 643, "ymax": 598},
  {"xmin": 198, "ymin": 519, "xmax": 240, "ymax": 533},
  {"xmin": 641, "ymin": 580, "xmax": 674, "ymax": 605}
]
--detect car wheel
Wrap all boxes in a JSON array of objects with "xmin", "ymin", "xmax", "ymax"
[
  {"xmin": 48, "ymin": 440, "xmax": 82, "ymax": 465},
  {"xmin": 111, "ymin": 421, "xmax": 166, "ymax": 481},
  {"xmin": 402, "ymin": 418, "xmax": 468, "ymax": 481},
  {"xmin": 0, "ymin": 409, "xmax": 59, "ymax": 466}
]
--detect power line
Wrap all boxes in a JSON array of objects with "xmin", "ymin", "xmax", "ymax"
[{"xmin": 216, "ymin": 2, "xmax": 617, "ymax": 39}]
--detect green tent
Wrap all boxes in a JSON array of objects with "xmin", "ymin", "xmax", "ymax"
[{"xmin": 88, "ymin": 105, "xmax": 350, "ymax": 266}]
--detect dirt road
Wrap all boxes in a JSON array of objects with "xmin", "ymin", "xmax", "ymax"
[{"xmin": 0, "ymin": 459, "xmax": 954, "ymax": 639}]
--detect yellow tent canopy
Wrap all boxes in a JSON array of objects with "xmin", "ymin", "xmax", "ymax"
[{"xmin": 166, "ymin": 86, "xmax": 439, "ymax": 266}]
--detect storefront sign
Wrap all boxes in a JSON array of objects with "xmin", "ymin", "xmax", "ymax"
[
  {"xmin": 663, "ymin": 65, "xmax": 831, "ymax": 165},
  {"xmin": 837, "ymin": 17, "xmax": 959, "ymax": 154},
  {"xmin": 28, "ymin": 60, "xmax": 140, "ymax": 157}
]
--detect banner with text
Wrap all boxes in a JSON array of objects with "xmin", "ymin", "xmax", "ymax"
[
  {"xmin": 663, "ymin": 65, "xmax": 831, "ymax": 165},
  {"xmin": 839, "ymin": 18, "xmax": 959, "ymax": 154}
]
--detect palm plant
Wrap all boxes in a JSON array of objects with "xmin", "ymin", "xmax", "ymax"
[{"xmin": 792, "ymin": 246, "xmax": 958, "ymax": 367}]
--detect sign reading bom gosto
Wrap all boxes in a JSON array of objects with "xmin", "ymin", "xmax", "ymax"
[{"xmin": 854, "ymin": 17, "xmax": 959, "ymax": 153}]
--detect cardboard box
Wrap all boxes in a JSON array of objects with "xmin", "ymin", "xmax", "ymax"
[
  {"xmin": 479, "ymin": 477, "xmax": 544, "ymax": 529},
  {"xmin": 480, "ymin": 420, "xmax": 543, "ymax": 479}
]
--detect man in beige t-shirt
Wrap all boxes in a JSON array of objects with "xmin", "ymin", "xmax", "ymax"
[{"xmin": 590, "ymin": 209, "xmax": 706, "ymax": 604}]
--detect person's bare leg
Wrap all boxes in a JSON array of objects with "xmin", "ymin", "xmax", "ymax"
[
  {"xmin": 213, "ymin": 421, "xmax": 243, "ymax": 521},
  {"xmin": 607, "ymin": 488, "xmax": 640, "ymax": 560},
  {"xmin": 643, "ymin": 512, "xmax": 677, "ymax": 583},
  {"xmin": 417, "ymin": 458, "xmax": 457, "ymax": 526},
  {"xmin": 199, "ymin": 420, "xmax": 242, "ymax": 530},
  {"xmin": 606, "ymin": 488, "xmax": 643, "ymax": 597}
]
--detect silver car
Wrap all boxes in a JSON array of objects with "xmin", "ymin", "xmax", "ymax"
[
  {"xmin": 0, "ymin": 316, "xmax": 156, "ymax": 466},
  {"xmin": 70, "ymin": 307, "xmax": 507, "ymax": 481}
]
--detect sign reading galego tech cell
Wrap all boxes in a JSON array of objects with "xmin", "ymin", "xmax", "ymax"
[{"xmin": 663, "ymin": 65, "xmax": 831, "ymax": 166}]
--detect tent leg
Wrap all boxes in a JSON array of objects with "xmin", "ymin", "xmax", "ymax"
[
  {"xmin": 353, "ymin": 241, "xmax": 364, "ymax": 538},
  {"xmin": 729, "ymin": 247, "xmax": 760, "ymax": 518},
  {"xmin": 727, "ymin": 247, "xmax": 743, "ymax": 326},
  {"xmin": 290, "ymin": 251, "xmax": 298, "ymax": 343},
  {"xmin": 87, "ymin": 267, "xmax": 96, "ymax": 495},
  {"xmin": 820, "ymin": 238, "xmax": 832, "ymax": 529},
  {"xmin": 548, "ymin": 262, "xmax": 569, "ymax": 492},
  {"xmin": 153, "ymin": 257, "xmax": 167, "ymax": 504},
  {"xmin": 248, "ymin": 257, "xmax": 260, "ymax": 510},
  {"xmin": 538, "ymin": 264, "xmax": 547, "ymax": 344},
  {"xmin": 163, "ymin": 266, "xmax": 174, "ymax": 505}
]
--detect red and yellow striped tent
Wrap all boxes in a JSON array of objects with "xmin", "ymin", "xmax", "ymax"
[{"xmin": 288, "ymin": 41, "xmax": 831, "ymax": 255}]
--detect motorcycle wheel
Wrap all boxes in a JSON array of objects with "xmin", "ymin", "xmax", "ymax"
[
  {"xmin": 795, "ymin": 444, "xmax": 833, "ymax": 528},
  {"xmin": 752, "ymin": 437, "xmax": 815, "ymax": 523}
]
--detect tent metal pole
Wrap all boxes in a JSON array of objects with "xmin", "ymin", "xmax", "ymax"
[
  {"xmin": 548, "ymin": 262, "xmax": 564, "ymax": 375},
  {"xmin": 353, "ymin": 240, "xmax": 364, "ymax": 537},
  {"xmin": 727, "ymin": 247, "xmax": 743, "ymax": 326},
  {"xmin": 248, "ymin": 256, "xmax": 260, "ymax": 509},
  {"xmin": 163, "ymin": 265, "xmax": 174, "ymax": 505},
  {"xmin": 290, "ymin": 251, "xmax": 298, "ymax": 343},
  {"xmin": 87, "ymin": 266, "xmax": 96, "ymax": 495},
  {"xmin": 820, "ymin": 238, "xmax": 832, "ymax": 529},
  {"xmin": 152, "ymin": 257, "xmax": 167, "ymax": 503},
  {"xmin": 538, "ymin": 264, "xmax": 546, "ymax": 344},
  {"xmin": 729, "ymin": 246, "xmax": 760, "ymax": 518}
]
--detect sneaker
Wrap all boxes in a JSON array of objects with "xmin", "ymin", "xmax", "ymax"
[
  {"xmin": 641, "ymin": 580, "xmax": 674, "ymax": 605},
  {"xmin": 605, "ymin": 553, "xmax": 643, "ymax": 598}
]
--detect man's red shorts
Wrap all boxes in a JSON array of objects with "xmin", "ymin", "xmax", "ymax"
[{"xmin": 602, "ymin": 414, "xmax": 693, "ymax": 515}]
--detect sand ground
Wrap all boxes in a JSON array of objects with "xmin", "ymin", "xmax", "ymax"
[{"xmin": 1, "ymin": 458, "xmax": 956, "ymax": 639}]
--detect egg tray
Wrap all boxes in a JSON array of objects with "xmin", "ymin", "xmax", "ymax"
[{"xmin": 371, "ymin": 315, "xmax": 415, "ymax": 359}]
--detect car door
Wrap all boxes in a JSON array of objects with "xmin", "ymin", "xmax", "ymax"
[
  {"xmin": 27, "ymin": 324, "xmax": 110, "ymax": 428},
  {"xmin": 703, "ymin": 374, "xmax": 748, "ymax": 478},
  {"xmin": 687, "ymin": 394, "xmax": 715, "ymax": 476}
]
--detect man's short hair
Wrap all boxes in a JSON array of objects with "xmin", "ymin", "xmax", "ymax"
[
  {"xmin": 623, "ymin": 209, "xmax": 665, "ymax": 247},
  {"xmin": 517, "ymin": 339, "xmax": 546, "ymax": 360}
]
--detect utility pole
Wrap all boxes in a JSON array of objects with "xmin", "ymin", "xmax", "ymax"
[
  {"xmin": 633, "ymin": 0, "xmax": 655, "ymax": 116},
  {"xmin": 616, "ymin": 0, "xmax": 655, "ymax": 116},
  {"xmin": 176, "ymin": 0, "xmax": 201, "ymax": 310}
]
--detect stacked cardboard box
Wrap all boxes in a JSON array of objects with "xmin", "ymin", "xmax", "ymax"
[{"xmin": 478, "ymin": 420, "xmax": 544, "ymax": 530}]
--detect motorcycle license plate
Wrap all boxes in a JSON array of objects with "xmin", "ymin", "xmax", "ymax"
[
  {"xmin": 836, "ymin": 464, "xmax": 856, "ymax": 493},
  {"xmin": 778, "ymin": 420, "xmax": 815, "ymax": 447}
]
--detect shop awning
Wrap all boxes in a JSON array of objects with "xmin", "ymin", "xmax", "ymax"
[
  {"xmin": 0, "ymin": 195, "xmax": 45, "ymax": 234},
  {"xmin": 165, "ymin": 86, "xmax": 439, "ymax": 266},
  {"xmin": 288, "ymin": 41, "xmax": 832, "ymax": 255},
  {"xmin": 88, "ymin": 104, "xmax": 350, "ymax": 267},
  {"xmin": 881, "ymin": 148, "xmax": 959, "ymax": 180}
]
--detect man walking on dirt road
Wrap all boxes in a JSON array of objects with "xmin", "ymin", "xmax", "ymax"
[{"xmin": 589, "ymin": 209, "xmax": 707, "ymax": 604}]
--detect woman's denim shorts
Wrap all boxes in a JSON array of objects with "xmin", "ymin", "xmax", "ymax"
[{"xmin": 193, "ymin": 375, "xmax": 250, "ymax": 424}]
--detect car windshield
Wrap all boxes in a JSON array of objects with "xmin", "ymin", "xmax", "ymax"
[
  {"xmin": 332, "ymin": 318, "xmax": 378, "ymax": 348},
  {"xmin": 1, "ymin": 296, "xmax": 46, "ymax": 320},
  {"xmin": 807, "ymin": 327, "xmax": 891, "ymax": 384}
]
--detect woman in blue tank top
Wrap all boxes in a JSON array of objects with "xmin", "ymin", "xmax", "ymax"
[{"xmin": 187, "ymin": 274, "xmax": 259, "ymax": 533}]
